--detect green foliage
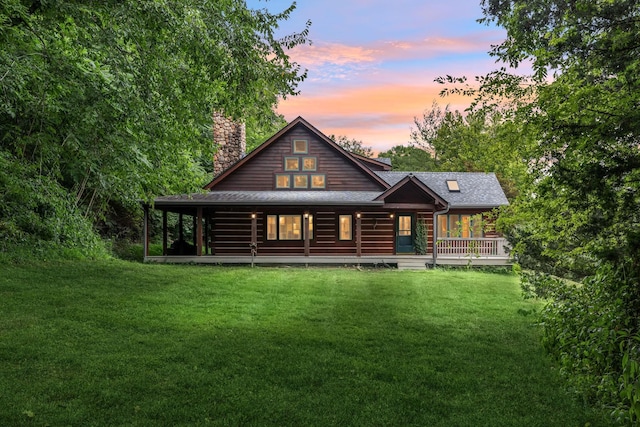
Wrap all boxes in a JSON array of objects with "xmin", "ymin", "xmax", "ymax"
[
  {"xmin": 245, "ymin": 112, "xmax": 288, "ymax": 153},
  {"xmin": 328, "ymin": 134, "xmax": 374, "ymax": 157},
  {"xmin": 0, "ymin": 151, "xmax": 107, "ymax": 260},
  {"xmin": 414, "ymin": 217, "xmax": 428, "ymax": 255},
  {"xmin": 411, "ymin": 103, "xmax": 531, "ymax": 199},
  {"xmin": 450, "ymin": 0, "xmax": 640, "ymax": 419},
  {"xmin": 522, "ymin": 268, "xmax": 640, "ymax": 424},
  {"xmin": 377, "ymin": 145, "xmax": 437, "ymax": 171},
  {"xmin": 0, "ymin": 0, "xmax": 309, "ymax": 248}
]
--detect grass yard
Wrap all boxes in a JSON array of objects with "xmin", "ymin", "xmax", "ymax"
[{"xmin": 0, "ymin": 261, "xmax": 606, "ymax": 426}]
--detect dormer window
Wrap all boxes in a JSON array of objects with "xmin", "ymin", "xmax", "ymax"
[{"xmin": 446, "ymin": 180, "xmax": 460, "ymax": 192}]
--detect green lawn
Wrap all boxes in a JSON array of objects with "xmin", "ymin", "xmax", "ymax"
[{"xmin": 0, "ymin": 261, "xmax": 606, "ymax": 426}]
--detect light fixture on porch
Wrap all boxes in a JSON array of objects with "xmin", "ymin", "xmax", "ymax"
[
  {"xmin": 389, "ymin": 213, "xmax": 394, "ymax": 219},
  {"xmin": 251, "ymin": 213, "xmax": 256, "ymax": 219},
  {"xmin": 304, "ymin": 212, "xmax": 309, "ymax": 219},
  {"xmin": 356, "ymin": 212, "xmax": 361, "ymax": 219}
]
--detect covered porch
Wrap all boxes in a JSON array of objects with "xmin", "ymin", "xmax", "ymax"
[{"xmin": 142, "ymin": 234, "xmax": 511, "ymax": 269}]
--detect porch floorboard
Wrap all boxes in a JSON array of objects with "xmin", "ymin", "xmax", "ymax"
[{"xmin": 144, "ymin": 254, "xmax": 511, "ymax": 267}]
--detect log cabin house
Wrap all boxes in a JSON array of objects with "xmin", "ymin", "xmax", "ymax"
[{"xmin": 143, "ymin": 116, "xmax": 510, "ymax": 268}]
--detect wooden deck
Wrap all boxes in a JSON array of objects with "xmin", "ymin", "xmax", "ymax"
[{"xmin": 144, "ymin": 254, "xmax": 511, "ymax": 269}]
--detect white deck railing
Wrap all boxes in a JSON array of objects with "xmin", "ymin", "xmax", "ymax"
[{"xmin": 436, "ymin": 238, "xmax": 509, "ymax": 257}]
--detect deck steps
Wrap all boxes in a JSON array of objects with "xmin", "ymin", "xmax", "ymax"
[{"xmin": 397, "ymin": 259, "xmax": 429, "ymax": 270}]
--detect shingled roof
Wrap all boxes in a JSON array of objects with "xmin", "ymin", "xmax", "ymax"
[
  {"xmin": 154, "ymin": 172, "xmax": 508, "ymax": 209},
  {"xmin": 375, "ymin": 171, "xmax": 509, "ymax": 208}
]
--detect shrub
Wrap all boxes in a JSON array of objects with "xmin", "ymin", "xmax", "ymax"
[
  {"xmin": 0, "ymin": 152, "xmax": 108, "ymax": 260},
  {"xmin": 522, "ymin": 264, "xmax": 640, "ymax": 424}
]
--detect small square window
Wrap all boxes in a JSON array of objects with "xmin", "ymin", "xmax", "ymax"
[
  {"xmin": 285, "ymin": 157, "xmax": 299, "ymax": 171},
  {"xmin": 446, "ymin": 180, "xmax": 460, "ymax": 192},
  {"xmin": 302, "ymin": 157, "xmax": 317, "ymax": 171},
  {"xmin": 311, "ymin": 174, "xmax": 326, "ymax": 189},
  {"xmin": 294, "ymin": 174, "xmax": 308, "ymax": 188},
  {"xmin": 276, "ymin": 174, "xmax": 290, "ymax": 189},
  {"xmin": 293, "ymin": 139, "xmax": 308, "ymax": 154}
]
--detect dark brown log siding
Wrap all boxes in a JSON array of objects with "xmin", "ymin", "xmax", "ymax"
[
  {"xmin": 207, "ymin": 208, "xmax": 442, "ymax": 256},
  {"xmin": 212, "ymin": 125, "xmax": 385, "ymax": 191},
  {"xmin": 360, "ymin": 211, "xmax": 394, "ymax": 255}
]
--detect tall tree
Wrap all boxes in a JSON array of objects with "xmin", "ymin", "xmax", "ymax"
[
  {"xmin": 412, "ymin": 104, "xmax": 530, "ymax": 199},
  {"xmin": 474, "ymin": 0, "xmax": 640, "ymax": 419},
  {"xmin": 0, "ymin": 0, "xmax": 309, "ymax": 246}
]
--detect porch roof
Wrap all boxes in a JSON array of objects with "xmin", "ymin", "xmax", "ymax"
[{"xmin": 154, "ymin": 190, "xmax": 385, "ymax": 207}]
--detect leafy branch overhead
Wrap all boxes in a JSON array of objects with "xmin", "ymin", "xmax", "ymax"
[
  {"xmin": 446, "ymin": 0, "xmax": 640, "ymax": 421},
  {"xmin": 0, "ymin": 0, "xmax": 310, "ymax": 246}
]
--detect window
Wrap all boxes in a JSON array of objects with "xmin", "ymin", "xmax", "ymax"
[
  {"xmin": 293, "ymin": 174, "xmax": 308, "ymax": 189},
  {"xmin": 279, "ymin": 215, "xmax": 301, "ymax": 240},
  {"xmin": 446, "ymin": 180, "xmax": 460, "ymax": 192},
  {"xmin": 339, "ymin": 215, "xmax": 352, "ymax": 240},
  {"xmin": 266, "ymin": 214, "xmax": 314, "ymax": 240},
  {"xmin": 267, "ymin": 215, "xmax": 278, "ymax": 240},
  {"xmin": 276, "ymin": 174, "xmax": 290, "ymax": 189},
  {"xmin": 307, "ymin": 214, "xmax": 314, "ymax": 239},
  {"xmin": 293, "ymin": 139, "xmax": 308, "ymax": 154},
  {"xmin": 311, "ymin": 174, "xmax": 326, "ymax": 189},
  {"xmin": 398, "ymin": 215, "xmax": 412, "ymax": 236},
  {"xmin": 437, "ymin": 214, "xmax": 483, "ymax": 238},
  {"xmin": 302, "ymin": 157, "xmax": 317, "ymax": 171},
  {"xmin": 285, "ymin": 157, "xmax": 299, "ymax": 171}
]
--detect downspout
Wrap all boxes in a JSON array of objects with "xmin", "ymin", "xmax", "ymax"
[{"xmin": 432, "ymin": 203, "xmax": 450, "ymax": 267}]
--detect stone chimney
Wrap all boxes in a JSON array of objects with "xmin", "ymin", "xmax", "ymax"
[{"xmin": 213, "ymin": 111, "xmax": 246, "ymax": 177}]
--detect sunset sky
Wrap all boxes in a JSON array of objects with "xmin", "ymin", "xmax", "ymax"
[{"xmin": 246, "ymin": 0, "xmax": 509, "ymax": 153}]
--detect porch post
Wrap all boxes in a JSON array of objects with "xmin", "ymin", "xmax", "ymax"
[
  {"xmin": 162, "ymin": 210, "xmax": 168, "ymax": 256},
  {"xmin": 196, "ymin": 207, "xmax": 203, "ymax": 256},
  {"xmin": 142, "ymin": 204, "xmax": 150, "ymax": 258},
  {"xmin": 356, "ymin": 212, "xmax": 362, "ymax": 257},
  {"xmin": 251, "ymin": 212, "xmax": 257, "ymax": 245},
  {"xmin": 192, "ymin": 214, "xmax": 197, "ymax": 248},
  {"xmin": 204, "ymin": 214, "xmax": 209, "ymax": 255},
  {"xmin": 304, "ymin": 211, "xmax": 310, "ymax": 257}
]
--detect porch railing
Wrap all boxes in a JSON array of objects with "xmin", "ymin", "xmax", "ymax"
[{"xmin": 436, "ymin": 238, "xmax": 509, "ymax": 257}]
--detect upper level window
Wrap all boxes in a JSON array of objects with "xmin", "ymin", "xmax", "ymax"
[
  {"xmin": 302, "ymin": 157, "xmax": 317, "ymax": 171},
  {"xmin": 293, "ymin": 139, "xmax": 308, "ymax": 154},
  {"xmin": 446, "ymin": 180, "xmax": 460, "ymax": 192},
  {"xmin": 285, "ymin": 157, "xmax": 299, "ymax": 171},
  {"xmin": 311, "ymin": 174, "xmax": 326, "ymax": 189},
  {"xmin": 293, "ymin": 175, "xmax": 308, "ymax": 189},
  {"xmin": 276, "ymin": 174, "xmax": 290, "ymax": 189}
]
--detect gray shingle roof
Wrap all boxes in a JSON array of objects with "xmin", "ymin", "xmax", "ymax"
[
  {"xmin": 155, "ymin": 173, "xmax": 508, "ymax": 209},
  {"xmin": 375, "ymin": 171, "xmax": 509, "ymax": 208},
  {"xmin": 155, "ymin": 191, "xmax": 384, "ymax": 206}
]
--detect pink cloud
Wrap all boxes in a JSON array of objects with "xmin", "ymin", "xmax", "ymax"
[
  {"xmin": 290, "ymin": 31, "xmax": 504, "ymax": 71},
  {"xmin": 277, "ymin": 82, "xmax": 476, "ymax": 154}
]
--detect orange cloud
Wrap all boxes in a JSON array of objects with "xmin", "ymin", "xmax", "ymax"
[{"xmin": 277, "ymin": 82, "xmax": 475, "ymax": 154}]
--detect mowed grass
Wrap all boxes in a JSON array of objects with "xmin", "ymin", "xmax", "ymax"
[{"xmin": 0, "ymin": 261, "xmax": 605, "ymax": 426}]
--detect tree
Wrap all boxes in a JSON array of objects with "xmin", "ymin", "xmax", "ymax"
[
  {"xmin": 473, "ymin": 0, "xmax": 640, "ymax": 420},
  {"xmin": 411, "ymin": 104, "xmax": 531, "ymax": 199},
  {"xmin": 0, "ymin": 0, "xmax": 310, "ymax": 248},
  {"xmin": 377, "ymin": 145, "xmax": 437, "ymax": 171},
  {"xmin": 328, "ymin": 135, "xmax": 373, "ymax": 157}
]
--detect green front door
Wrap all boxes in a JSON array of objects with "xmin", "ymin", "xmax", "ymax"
[{"xmin": 396, "ymin": 214, "xmax": 415, "ymax": 253}]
